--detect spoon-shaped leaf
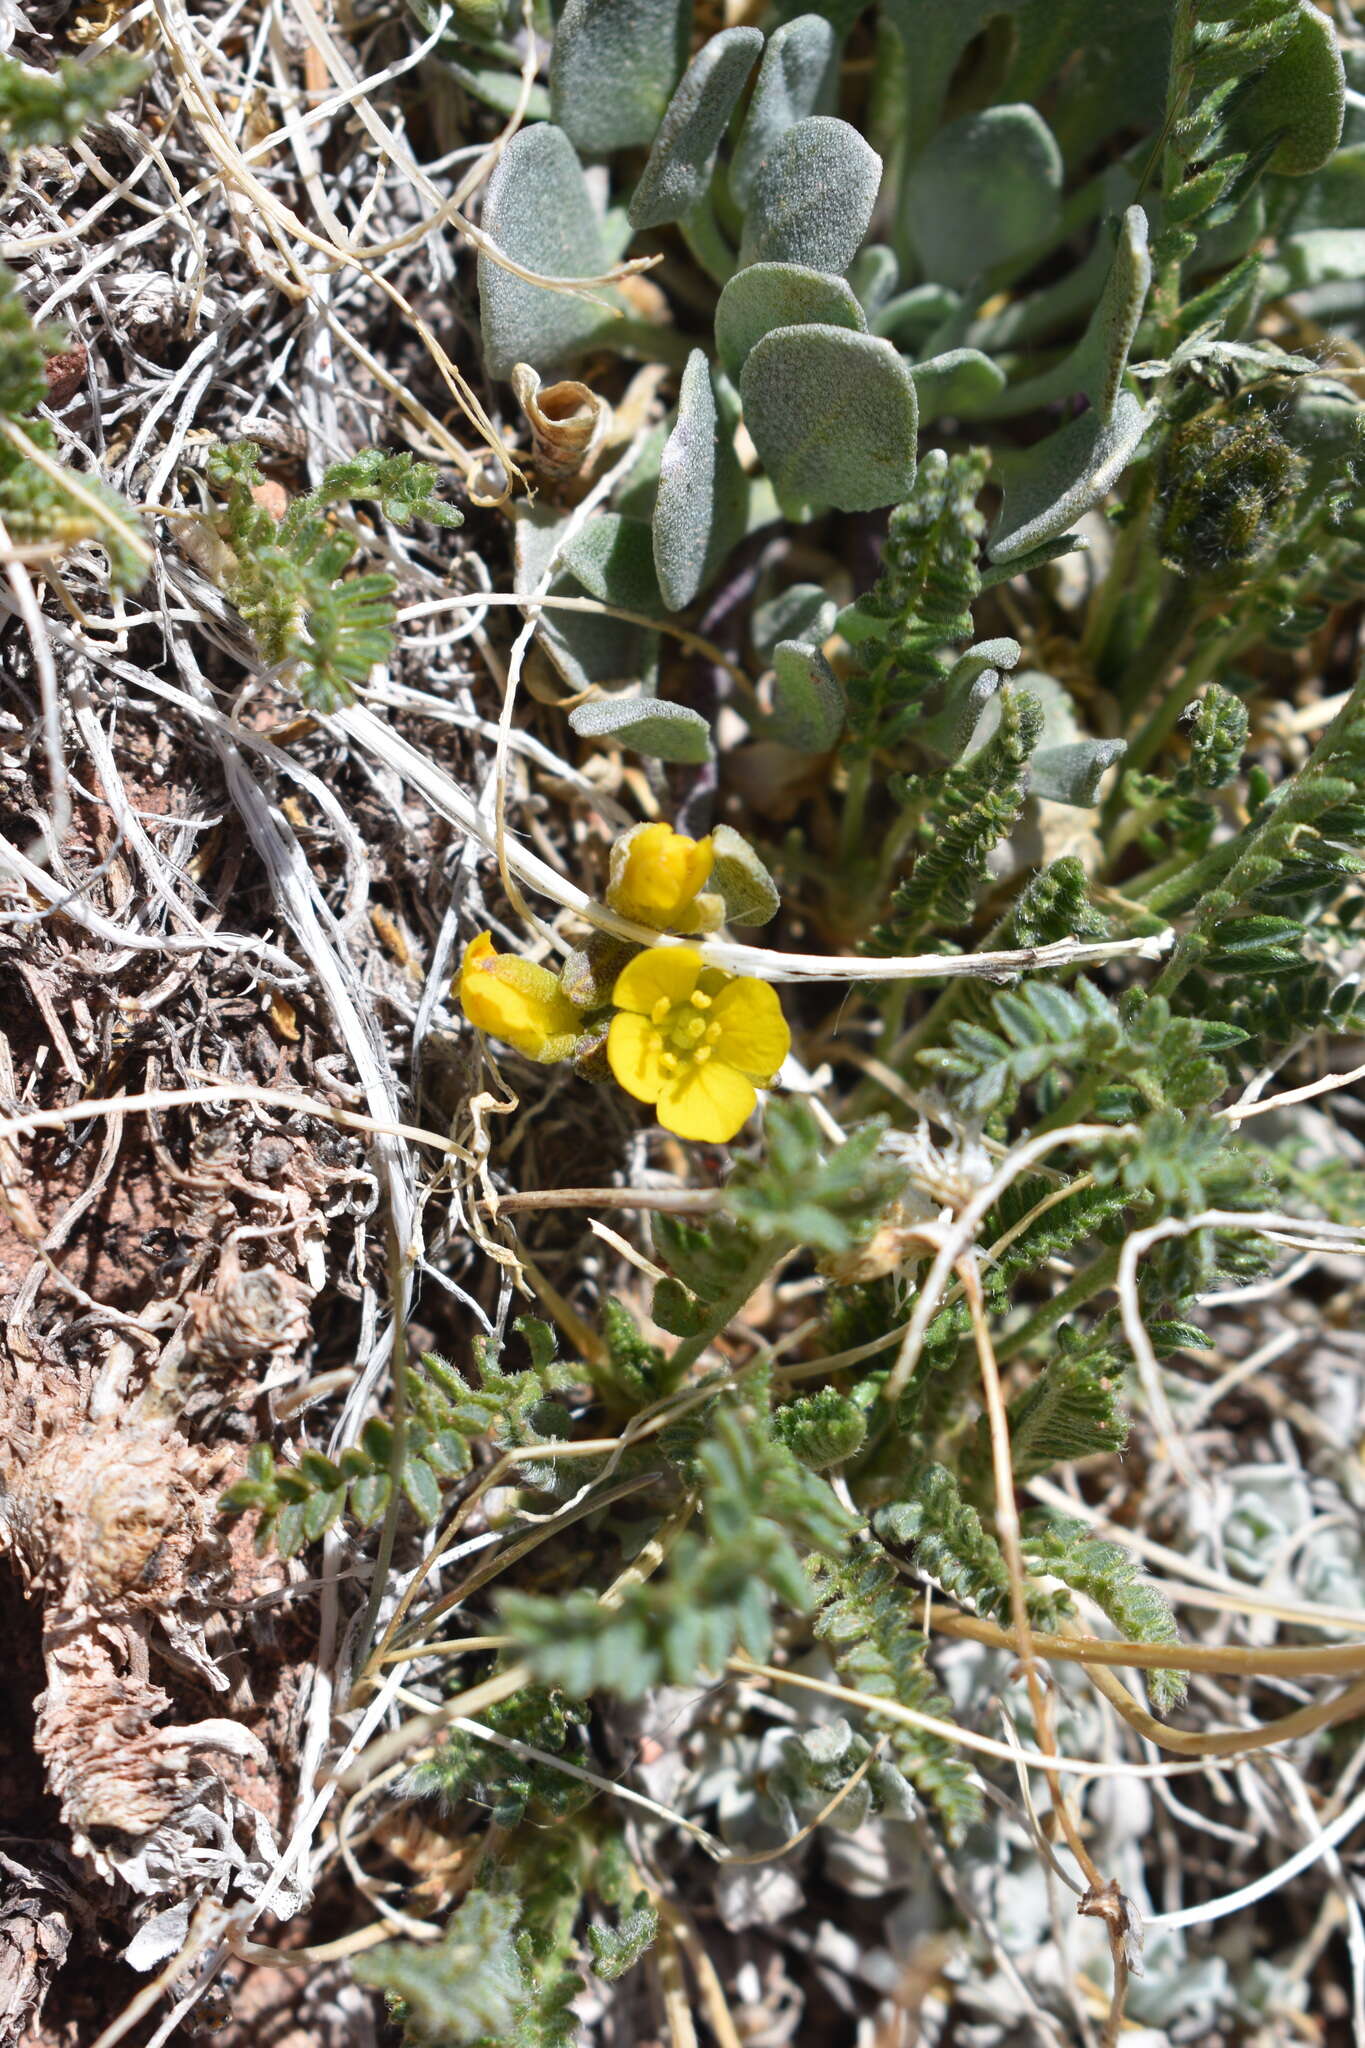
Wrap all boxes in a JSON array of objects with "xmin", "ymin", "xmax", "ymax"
[
  {"xmin": 741, "ymin": 324, "xmax": 918, "ymax": 514},
  {"xmin": 739, "ymin": 117, "xmax": 881, "ymax": 276},
  {"xmin": 629, "ymin": 26, "xmax": 763, "ymax": 231}
]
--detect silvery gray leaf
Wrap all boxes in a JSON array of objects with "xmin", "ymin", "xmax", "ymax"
[
  {"xmin": 769, "ymin": 638, "xmax": 846, "ymax": 753},
  {"xmin": 871, "ymin": 281, "xmax": 963, "ymax": 348},
  {"xmin": 628, "ymin": 26, "xmax": 763, "ymax": 230},
  {"xmin": 739, "ymin": 116, "xmax": 881, "ymax": 275},
  {"xmin": 751, "ymin": 582, "xmax": 838, "ymax": 665},
  {"xmin": 652, "ymin": 349, "xmax": 747, "ymax": 610},
  {"xmin": 570, "ymin": 695, "xmax": 713, "ymax": 764},
  {"xmin": 1225, "ymin": 0, "xmax": 1344, "ymax": 176},
  {"xmin": 976, "ymin": 204, "xmax": 1152, "ymax": 422},
  {"xmin": 715, "ymin": 260, "xmax": 865, "ymax": 380},
  {"xmin": 1031, "ymin": 739, "xmax": 1127, "ymax": 806},
  {"xmin": 549, "ymin": 0, "xmax": 692, "ymax": 153},
  {"xmin": 731, "ymin": 13, "xmax": 838, "ymax": 205},
  {"xmin": 990, "ymin": 390, "xmax": 1149, "ymax": 562},
  {"xmin": 516, "ymin": 505, "xmax": 659, "ymax": 693},
  {"xmin": 901, "ymin": 104, "xmax": 1063, "ymax": 290},
  {"xmin": 479, "ymin": 125, "xmax": 615, "ymax": 380},
  {"xmin": 908, "ymin": 346, "xmax": 1006, "ymax": 419},
  {"xmin": 741, "ymin": 323, "xmax": 918, "ymax": 513},
  {"xmin": 711, "ymin": 822, "xmax": 780, "ymax": 925},
  {"xmin": 846, "ymin": 242, "xmax": 899, "ymax": 320},
  {"xmin": 561, "ymin": 513, "xmax": 664, "ymax": 617}
]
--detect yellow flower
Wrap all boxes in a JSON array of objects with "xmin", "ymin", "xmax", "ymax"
[
  {"xmin": 607, "ymin": 946, "xmax": 789, "ymax": 1143},
  {"xmin": 458, "ymin": 932, "xmax": 582, "ymax": 1062},
  {"xmin": 607, "ymin": 823, "xmax": 715, "ymax": 931}
]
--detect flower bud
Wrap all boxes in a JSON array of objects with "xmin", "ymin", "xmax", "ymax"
[
  {"xmin": 458, "ymin": 933, "xmax": 582, "ymax": 1062},
  {"xmin": 607, "ymin": 824, "xmax": 715, "ymax": 931}
]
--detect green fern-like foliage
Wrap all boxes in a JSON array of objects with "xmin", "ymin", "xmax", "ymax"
[
  {"xmin": 594, "ymin": 1295, "xmax": 680, "ymax": 1409},
  {"xmin": 1009, "ymin": 856, "xmax": 1110, "ymax": 948},
  {"xmin": 1156, "ymin": 674, "xmax": 1365, "ymax": 1003},
  {"xmin": 840, "ymin": 447, "xmax": 989, "ymax": 756},
  {"xmin": 875, "ymin": 1466, "xmax": 1066, "ymax": 1630},
  {"xmin": 500, "ymin": 1400, "xmax": 855, "ymax": 1699},
  {"xmin": 0, "ymin": 50, "xmax": 145, "ymax": 152},
  {"xmin": 0, "ymin": 264, "xmax": 50, "ymax": 421},
  {"xmin": 404, "ymin": 1688, "xmax": 592, "ymax": 1829},
  {"xmin": 773, "ymin": 1387, "xmax": 868, "ymax": 1470},
  {"xmin": 811, "ymin": 1545, "xmax": 984, "ymax": 1846},
  {"xmin": 220, "ymin": 1322, "xmax": 573, "ymax": 1556},
  {"xmin": 0, "ymin": 254, "xmax": 145, "ymax": 588},
  {"xmin": 724, "ymin": 1102, "xmax": 908, "ymax": 1253},
  {"xmin": 204, "ymin": 440, "xmax": 460, "ymax": 710},
  {"xmin": 1024, "ymin": 1514, "xmax": 1188, "ymax": 1713},
  {"xmin": 919, "ymin": 978, "xmax": 1231, "ymax": 1119},
  {"xmin": 352, "ymin": 1890, "xmax": 528, "ymax": 2048},
  {"xmin": 962, "ymin": 1329, "xmax": 1128, "ymax": 1495},
  {"xmin": 874, "ymin": 1474, "xmax": 1187, "ymax": 1717},
  {"xmin": 0, "ymin": 56, "xmax": 147, "ymax": 588},
  {"xmin": 586, "ymin": 1902, "xmax": 659, "ymax": 1982},
  {"xmin": 1174, "ymin": 684, "xmax": 1250, "ymax": 794},
  {"xmin": 869, "ymin": 686, "xmax": 1043, "ymax": 951},
  {"xmin": 650, "ymin": 1101, "xmax": 907, "ymax": 1350}
]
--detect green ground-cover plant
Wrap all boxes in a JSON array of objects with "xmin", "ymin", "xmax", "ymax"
[
  {"xmin": 201, "ymin": 442, "xmax": 462, "ymax": 709},
  {"xmin": 0, "ymin": 51, "xmax": 149, "ymax": 584},
  {"xmin": 208, "ymin": 1, "xmax": 1365, "ymax": 2036}
]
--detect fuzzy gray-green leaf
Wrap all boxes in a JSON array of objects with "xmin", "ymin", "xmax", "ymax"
[
  {"xmin": 1031, "ymin": 740, "xmax": 1126, "ymax": 807},
  {"xmin": 516, "ymin": 505, "xmax": 658, "ymax": 694},
  {"xmin": 570, "ymin": 695, "xmax": 713, "ymax": 764},
  {"xmin": 1226, "ymin": 0, "xmax": 1344, "ymax": 178},
  {"xmin": 715, "ymin": 261, "xmax": 865, "ymax": 381},
  {"xmin": 652, "ymin": 349, "xmax": 746, "ymax": 610},
  {"xmin": 731, "ymin": 13, "xmax": 838, "ymax": 206},
  {"xmin": 990, "ymin": 390, "xmax": 1149, "ymax": 563},
  {"xmin": 549, "ymin": 0, "xmax": 691, "ymax": 152},
  {"xmin": 562, "ymin": 513, "xmax": 664, "ymax": 617},
  {"xmin": 739, "ymin": 116, "xmax": 881, "ymax": 275},
  {"xmin": 478, "ymin": 125, "xmax": 613, "ymax": 380},
  {"xmin": 908, "ymin": 347, "xmax": 1006, "ymax": 420},
  {"xmin": 769, "ymin": 638, "xmax": 846, "ymax": 752},
  {"xmin": 710, "ymin": 822, "xmax": 780, "ymax": 925},
  {"xmin": 901, "ymin": 104, "xmax": 1062, "ymax": 290},
  {"xmin": 976, "ymin": 204, "xmax": 1151, "ymax": 423},
  {"xmin": 751, "ymin": 582, "xmax": 837, "ymax": 664},
  {"xmin": 846, "ymin": 243, "xmax": 899, "ymax": 321},
  {"xmin": 741, "ymin": 323, "xmax": 917, "ymax": 514},
  {"xmin": 628, "ymin": 26, "xmax": 762, "ymax": 231}
]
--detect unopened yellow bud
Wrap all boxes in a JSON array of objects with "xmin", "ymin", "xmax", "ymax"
[
  {"xmin": 607, "ymin": 823, "xmax": 715, "ymax": 931},
  {"xmin": 458, "ymin": 932, "xmax": 582, "ymax": 1062}
]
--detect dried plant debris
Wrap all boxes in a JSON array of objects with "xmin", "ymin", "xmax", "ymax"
[{"xmin": 2, "ymin": 1, "xmax": 1365, "ymax": 2045}]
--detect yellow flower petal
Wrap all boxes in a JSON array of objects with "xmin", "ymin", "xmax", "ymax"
[
  {"xmin": 657, "ymin": 1060, "xmax": 757, "ymax": 1144},
  {"xmin": 607, "ymin": 1012, "xmax": 665, "ymax": 1103},
  {"xmin": 608, "ymin": 824, "xmax": 714, "ymax": 928},
  {"xmin": 612, "ymin": 945, "xmax": 702, "ymax": 1017},
  {"xmin": 710, "ymin": 978, "xmax": 791, "ymax": 1080},
  {"xmin": 459, "ymin": 932, "xmax": 581, "ymax": 1059}
]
